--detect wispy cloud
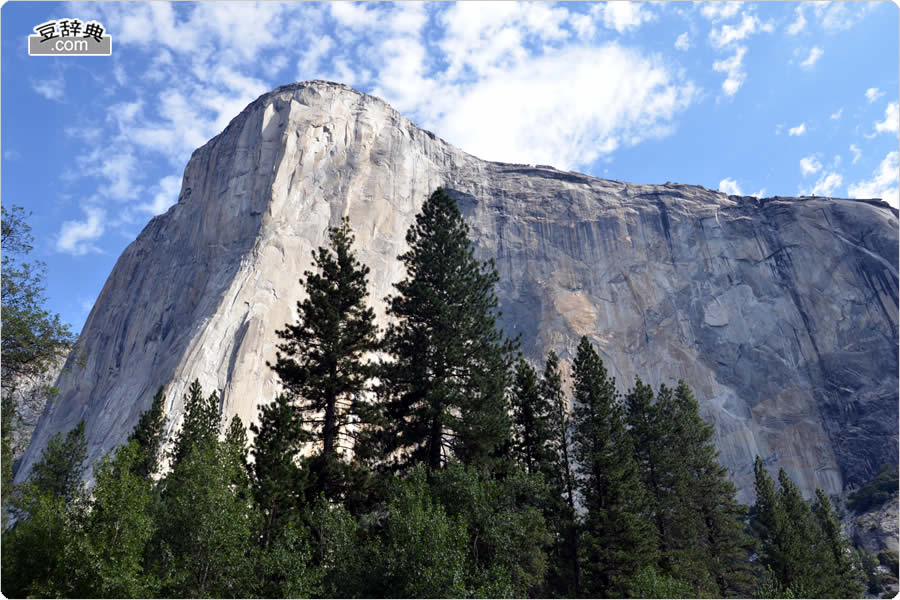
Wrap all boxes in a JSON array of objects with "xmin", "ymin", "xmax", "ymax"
[
  {"xmin": 31, "ymin": 74, "xmax": 66, "ymax": 102},
  {"xmin": 674, "ymin": 32, "xmax": 690, "ymax": 51},
  {"xmin": 712, "ymin": 46, "xmax": 747, "ymax": 96},
  {"xmin": 848, "ymin": 151, "xmax": 899, "ymax": 207},
  {"xmin": 595, "ymin": 1, "xmax": 655, "ymax": 34},
  {"xmin": 865, "ymin": 87, "xmax": 884, "ymax": 103},
  {"xmin": 57, "ymin": 206, "xmax": 106, "ymax": 255},
  {"xmin": 830, "ymin": 108, "xmax": 843, "ymax": 120},
  {"xmin": 800, "ymin": 155, "xmax": 822, "ymax": 176},
  {"xmin": 786, "ymin": 5, "xmax": 807, "ymax": 34},
  {"xmin": 804, "ymin": 172, "xmax": 842, "ymax": 196},
  {"xmin": 800, "ymin": 47, "xmax": 823, "ymax": 69},
  {"xmin": 788, "ymin": 122, "xmax": 807, "ymax": 136},
  {"xmin": 719, "ymin": 178, "xmax": 742, "ymax": 195},
  {"xmin": 709, "ymin": 13, "xmax": 773, "ymax": 48},
  {"xmin": 701, "ymin": 2, "xmax": 743, "ymax": 22},
  {"xmin": 874, "ymin": 102, "xmax": 899, "ymax": 135},
  {"xmin": 850, "ymin": 144, "xmax": 862, "ymax": 164}
]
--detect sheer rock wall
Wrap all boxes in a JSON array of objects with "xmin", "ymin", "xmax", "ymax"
[{"xmin": 17, "ymin": 81, "xmax": 898, "ymax": 503}]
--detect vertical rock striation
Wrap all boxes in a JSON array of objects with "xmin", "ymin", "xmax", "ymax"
[{"xmin": 17, "ymin": 81, "xmax": 898, "ymax": 503}]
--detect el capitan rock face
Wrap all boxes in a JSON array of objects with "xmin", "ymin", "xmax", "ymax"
[{"xmin": 17, "ymin": 81, "xmax": 898, "ymax": 503}]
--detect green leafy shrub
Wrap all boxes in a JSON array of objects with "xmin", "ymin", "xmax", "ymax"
[{"xmin": 848, "ymin": 465, "xmax": 899, "ymax": 513}]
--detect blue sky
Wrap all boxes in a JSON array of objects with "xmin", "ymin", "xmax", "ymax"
[{"xmin": 2, "ymin": 1, "xmax": 898, "ymax": 334}]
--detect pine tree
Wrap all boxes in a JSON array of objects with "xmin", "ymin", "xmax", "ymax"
[
  {"xmin": 624, "ymin": 378, "xmax": 668, "ymax": 553},
  {"xmin": 510, "ymin": 356, "xmax": 556, "ymax": 479},
  {"xmin": 170, "ymin": 379, "xmax": 219, "ymax": 466},
  {"xmin": 62, "ymin": 440, "xmax": 157, "ymax": 598},
  {"xmin": 2, "ymin": 422, "xmax": 87, "ymax": 597},
  {"xmin": 29, "ymin": 420, "xmax": 87, "ymax": 505},
  {"xmin": 541, "ymin": 350, "xmax": 581, "ymax": 597},
  {"xmin": 752, "ymin": 459, "xmax": 840, "ymax": 598},
  {"xmin": 813, "ymin": 488, "xmax": 864, "ymax": 598},
  {"xmin": 269, "ymin": 217, "xmax": 379, "ymax": 497},
  {"xmin": 250, "ymin": 394, "xmax": 311, "ymax": 552},
  {"xmin": 571, "ymin": 336, "xmax": 657, "ymax": 596},
  {"xmin": 776, "ymin": 469, "xmax": 824, "ymax": 595},
  {"xmin": 378, "ymin": 188, "xmax": 515, "ymax": 472},
  {"xmin": 153, "ymin": 381, "xmax": 255, "ymax": 598},
  {"xmin": 753, "ymin": 457, "xmax": 790, "ymax": 588},
  {"xmin": 627, "ymin": 380, "xmax": 756, "ymax": 597},
  {"xmin": 670, "ymin": 381, "xmax": 757, "ymax": 597},
  {"xmin": 128, "ymin": 386, "xmax": 167, "ymax": 479}
]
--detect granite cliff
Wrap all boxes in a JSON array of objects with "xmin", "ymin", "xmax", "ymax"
[{"xmin": 16, "ymin": 81, "xmax": 899, "ymax": 504}]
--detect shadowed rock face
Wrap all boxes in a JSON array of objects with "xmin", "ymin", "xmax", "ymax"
[{"xmin": 16, "ymin": 81, "xmax": 898, "ymax": 503}]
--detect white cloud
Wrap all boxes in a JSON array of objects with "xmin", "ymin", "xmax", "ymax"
[
  {"xmin": 865, "ymin": 87, "xmax": 884, "ymax": 103},
  {"xmin": 439, "ymin": 2, "xmax": 571, "ymax": 80},
  {"xmin": 54, "ymin": 1, "xmax": 699, "ymax": 248},
  {"xmin": 674, "ymin": 32, "xmax": 690, "ymax": 51},
  {"xmin": 701, "ymin": 2, "xmax": 743, "ymax": 21},
  {"xmin": 874, "ymin": 102, "xmax": 899, "ymax": 135},
  {"xmin": 140, "ymin": 175, "xmax": 182, "ymax": 215},
  {"xmin": 830, "ymin": 108, "xmax": 842, "ymax": 120},
  {"xmin": 800, "ymin": 155, "xmax": 822, "ymax": 176},
  {"xmin": 712, "ymin": 46, "xmax": 747, "ymax": 96},
  {"xmin": 709, "ymin": 13, "xmax": 773, "ymax": 48},
  {"xmin": 805, "ymin": 172, "xmax": 843, "ymax": 196},
  {"xmin": 788, "ymin": 122, "xmax": 807, "ymax": 136},
  {"xmin": 850, "ymin": 144, "xmax": 862, "ymax": 164},
  {"xmin": 421, "ymin": 44, "xmax": 696, "ymax": 169},
  {"xmin": 330, "ymin": 2, "xmax": 381, "ymax": 29},
  {"xmin": 813, "ymin": 2, "xmax": 877, "ymax": 32},
  {"xmin": 848, "ymin": 151, "xmax": 899, "ymax": 207},
  {"xmin": 786, "ymin": 5, "xmax": 807, "ymax": 34},
  {"xmin": 719, "ymin": 178, "xmax": 742, "ymax": 195},
  {"xmin": 595, "ymin": 1, "xmax": 655, "ymax": 33},
  {"xmin": 32, "ymin": 74, "xmax": 65, "ymax": 101},
  {"xmin": 752, "ymin": 188, "xmax": 767, "ymax": 198},
  {"xmin": 298, "ymin": 35, "xmax": 334, "ymax": 77},
  {"xmin": 57, "ymin": 206, "xmax": 106, "ymax": 255},
  {"xmin": 800, "ymin": 47, "xmax": 823, "ymax": 69}
]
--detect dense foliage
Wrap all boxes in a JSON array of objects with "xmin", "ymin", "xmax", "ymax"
[
  {"xmin": 848, "ymin": 464, "xmax": 899, "ymax": 513},
  {"xmin": 1, "ymin": 190, "xmax": 883, "ymax": 599},
  {"xmin": 1, "ymin": 206, "xmax": 76, "ymax": 522}
]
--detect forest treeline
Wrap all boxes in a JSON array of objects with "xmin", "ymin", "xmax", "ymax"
[{"xmin": 2, "ymin": 190, "xmax": 896, "ymax": 599}]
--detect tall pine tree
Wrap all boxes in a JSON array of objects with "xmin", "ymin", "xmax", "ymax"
[
  {"xmin": 153, "ymin": 382, "xmax": 255, "ymax": 598},
  {"xmin": 127, "ymin": 386, "xmax": 167, "ymax": 479},
  {"xmin": 571, "ymin": 336, "xmax": 656, "ymax": 597},
  {"xmin": 813, "ymin": 488, "xmax": 864, "ymax": 598},
  {"xmin": 377, "ymin": 188, "xmax": 515, "ymax": 472},
  {"xmin": 541, "ymin": 350, "xmax": 581, "ymax": 597},
  {"xmin": 269, "ymin": 217, "xmax": 379, "ymax": 497},
  {"xmin": 510, "ymin": 356, "xmax": 556, "ymax": 479}
]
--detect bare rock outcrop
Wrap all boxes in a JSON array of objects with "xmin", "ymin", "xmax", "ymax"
[{"xmin": 16, "ymin": 81, "xmax": 899, "ymax": 503}]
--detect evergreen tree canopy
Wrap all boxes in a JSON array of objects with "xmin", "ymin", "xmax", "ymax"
[
  {"xmin": 61, "ymin": 440, "xmax": 158, "ymax": 598},
  {"xmin": 378, "ymin": 188, "xmax": 515, "ymax": 472},
  {"xmin": 752, "ymin": 458, "xmax": 862, "ymax": 598},
  {"xmin": 540, "ymin": 350, "xmax": 581, "ymax": 597},
  {"xmin": 813, "ymin": 488, "xmax": 864, "ymax": 598},
  {"xmin": 155, "ymin": 382, "xmax": 255, "ymax": 598},
  {"xmin": 250, "ymin": 394, "xmax": 311, "ymax": 551},
  {"xmin": 269, "ymin": 217, "xmax": 379, "ymax": 496},
  {"xmin": 170, "ymin": 379, "xmax": 220, "ymax": 466},
  {"xmin": 29, "ymin": 420, "xmax": 87, "ymax": 505},
  {"xmin": 510, "ymin": 356, "xmax": 556, "ymax": 480},
  {"xmin": 571, "ymin": 336, "xmax": 657, "ymax": 597},
  {"xmin": 127, "ymin": 386, "xmax": 167, "ymax": 479}
]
